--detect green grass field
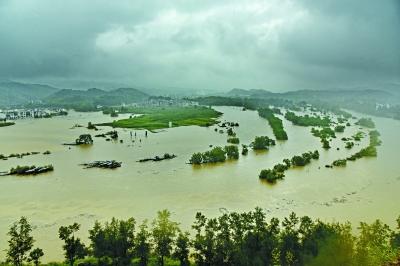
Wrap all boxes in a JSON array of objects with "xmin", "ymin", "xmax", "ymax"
[{"xmin": 99, "ymin": 106, "xmax": 222, "ymax": 130}]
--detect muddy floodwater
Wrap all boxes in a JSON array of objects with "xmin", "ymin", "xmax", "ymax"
[{"xmin": 0, "ymin": 106, "xmax": 399, "ymax": 262}]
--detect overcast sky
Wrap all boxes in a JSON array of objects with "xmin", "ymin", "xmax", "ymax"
[{"xmin": 0, "ymin": 0, "xmax": 399, "ymax": 91}]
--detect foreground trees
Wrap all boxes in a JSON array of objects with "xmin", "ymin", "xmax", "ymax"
[
  {"xmin": 89, "ymin": 218, "xmax": 136, "ymax": 265},
  {"xmin": 3, "ymin": 210, "xmax": 400, "ymax": 266},
  {"xmin": 6, "ymin": 217, "xmax": 34, "ymax": 266},
  {"xmin": 58, "ymin": 223, "xmax": 87, "ymax": 266}
]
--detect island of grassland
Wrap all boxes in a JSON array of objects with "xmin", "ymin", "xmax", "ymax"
[{"xmin": 98, "ymin": 106, "xmax": 222, "ymax": 130}]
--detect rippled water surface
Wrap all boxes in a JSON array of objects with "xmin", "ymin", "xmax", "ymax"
[{"xmin": 0, "ymin": 106, "xmax": 399, "ymax": 261}]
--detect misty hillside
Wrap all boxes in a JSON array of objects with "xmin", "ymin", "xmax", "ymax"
[
  {"xmin": 0, "ymin": 81, "xmax": 59, "ymax": 107},
  {"xmin": 44, "ymin": 87, "xmax": 149, "ymax": 111},
  {"xmin": 226, "ymin": 88, "xmax": 396, "ymax": 103}
]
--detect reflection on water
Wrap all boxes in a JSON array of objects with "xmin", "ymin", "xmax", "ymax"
[{"xmin": 0, "ymin": 107, "xmax": 399, "ymax": 261}]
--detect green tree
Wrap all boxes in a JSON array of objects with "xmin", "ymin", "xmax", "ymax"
[
  {"xmin": 224, "ymin": 145, "xmax": 239, "ymax": 160},
  {"xmin": 252, "ymin": 136, "xmax": 276, "ymax": 150},
  {"xmin": 189, "ymin": 153, "xmax": 203, "ymax": 164},
  {"xmin": 135, "ymin": 220, "xmax": 152, "ymax": 266},
  {"xmin": 280, "ymin": 212, "xmax": 302, "ymax": 266},
  {"xmin": 152, "ymin": 210, "xmax": 179, "ymax": 266},
  {"xmin": 28, "ymin": 248, "xmax": 44, "ymax": 266},
  {"xmin": 202, "ymin": 146, "xmax": 226, "ymax": 163},
  {"xmin": 192, "ymin": 213, "xmax": 218, "ymax": 266},
  {"xmin": 173, "ymin": 231, "xmax": 191, "ymax": 266},
  {"xmin": 89, "ymin": 217, "xmax": 136, "ymax": 265},
  {"xmin": 6, "ymin": 217, "xmax": 34, "ymax": 266},
  {"xmin": 59, "ymin": 223, "xmax": 87, "ymax": 266},
  {"xmin": 355, "ymin": 220, "xmax": 397, "ymax": 266}
]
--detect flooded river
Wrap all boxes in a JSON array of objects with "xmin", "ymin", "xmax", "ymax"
[{"xmin": 0, "ymin": 106, "xmax": 399, "ymax": 262}]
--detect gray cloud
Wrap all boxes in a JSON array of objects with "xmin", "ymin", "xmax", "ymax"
[{"xmin": 0, "ymin": 0, "xmax": 399, "ymax": 91}]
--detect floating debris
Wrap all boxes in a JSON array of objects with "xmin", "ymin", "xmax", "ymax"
[
  {"xmin": 81, "ymin": 160, "xmax": 122, "ymax": 169},
  {"xmin": 63, "ymin": 134, "xmax": 93, "ymax": 145},
  {"xmin": 137, "ymin": 153, "xmax": 177, "ymax": 163},
  {"xmin": 95, "ymin": 131, "xmax": 118, "ymax": 139},
  {"xmin": 0, "ymin": 165, "xmax": 54, "ymax": 176}
]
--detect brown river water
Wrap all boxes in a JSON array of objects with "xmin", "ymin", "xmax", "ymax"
[{"xmin": 0, "ymin": 106, "xmax": 399, "ymax": 262}]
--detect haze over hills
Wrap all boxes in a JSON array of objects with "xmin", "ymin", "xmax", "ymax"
[
  {"xmin": 44, "ymin": 87, "xmax": 149, "ymax": 111},
  {"xmin": 0, "ymin": 81, "xmax": 59, "ymax": 107},
  {"xmin": 226, "ymin": 87, "xmax": 397, "ymax": 103}
]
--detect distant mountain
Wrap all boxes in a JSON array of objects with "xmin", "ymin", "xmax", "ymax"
[
  {"xmin": 226, "ymin": 88, "xmax": 395, "ymax": 103},
  {"xmin": 227, "ymin": 88, "xmax": 275, "ymax": 98},
  {"xmin": 44, "ymin": 87, "xmax": 149, "ymax": 111},
  {"xmin": 0, "ymin": 81, "xmax": 59, "ymax": 107}
]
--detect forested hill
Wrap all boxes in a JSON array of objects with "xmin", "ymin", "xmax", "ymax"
[
  {"xmin": 0, "ymin": 81, "xmax": 59, "ymax": 106},
  {"xmin": 224, "ymin": 87, "xmax": 400, "ymax": 120},
  {"xmin": 44, "ymin": 87, "xmax": 149, "ymax": 111}
]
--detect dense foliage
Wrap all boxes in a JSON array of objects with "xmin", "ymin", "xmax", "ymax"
[
  {"xmin": 355, "ymin": 117, "xmax": 376, "ymax": 128},
  {"xmin": 3, "ymin": 210, "xmax": 400, "ymax": 266},
  {"xmin": 259, "ymin": 151, "xmax": 319, "ymax": 183},
  {"xmin": 227, "ymin": 137, "xmax": 239, "ymax": 144},
  {"xmin": 0, "ymin": 122, "xmax": 15, "ymax": 127},
  {"xmin": 284, "ymin": 112, "xmax": 331, "ymax": 127},
  {"xmin": 330, "ymin": 130, "xmax": 382, "ymax": 167},
  {"xmin": 258, "ymin": 108, "xmax": 288, "ymax": 140},
  {"xmin": 334, "ymin": 125, "xmax": 346, "ymax": 133},
  {"xmin": 251, "ymin": 136, "xmax": 276, "ymax": 150},
  {"xmin": 189, "ymin": 145, "xmax": 239, "ymax": 164}
]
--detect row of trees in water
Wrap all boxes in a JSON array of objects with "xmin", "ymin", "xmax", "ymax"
[
  {"xmin": 189, "ymin": 136, "xmax": 276, "ymax": 165},
  {"xmin": 2, "ymin": 209, "xmax": 400, "ymax": 266},
  {"xmin": 284, "ymin": 112, "xmax": 331, "ymax": 127},
  {"xmin": 329, "ymin": 130, "xmax": 381, "ymax": 168},
  {"xmin": 257, "ymin": 108, "xmax": 288, "ymax": 141},
  {"xmin": 259, "ymin": 151, "xmax": 320, "ymax": 183}
]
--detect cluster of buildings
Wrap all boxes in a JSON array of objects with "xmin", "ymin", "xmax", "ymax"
[
  {"xmin": 0, "ymin": 108, "xmax": 67, "ymax": 121},
  {"xmin": 133, "ymin": 97, "xmax": 199, "ymax": 108}
]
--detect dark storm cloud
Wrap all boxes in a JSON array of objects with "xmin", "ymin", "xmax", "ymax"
[{"xmin": 0, "ymin": 0, "xmax": 399, "ymax": 91}]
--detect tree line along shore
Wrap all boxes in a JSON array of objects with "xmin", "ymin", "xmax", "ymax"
[{"xmin": 1, "ymin": 209, "xmax": 400, "ymax": 266}]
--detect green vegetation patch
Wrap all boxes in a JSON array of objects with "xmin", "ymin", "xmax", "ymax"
[
  {"xmin": 355, "ymin": 117, "xmax": 375, "ymax": 128},
  {"xmin": 251, "ymin": 136, "xmax": 276, "ymax": 150},
  {"xmin": 258, "ymin": 108, "xmax": 288, "ymax": 140},
  {"xmin": 100, "ymin": 106, "xmax": 222, "ymax": 131},
  {"xmin": 330, "ymin": 130, "xmax": 382, "ymax": 167},
  {"xmin": 4, "ymin": 209, "xmax": 400, "ymax": 266},
  {"xmin": 0, "ymin": 122, "xmax": 15, "ymax": 127},
  {"xmin": 285, "ymin": 111, "xmax": 331, "ymax": 127},
  {"xmin": 189, "ymin": 145, "xmax": 239, "ymax": 164},
  {"xmin": 259, "ymin": 150, "xmax": 319, "ymax": 184}
]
